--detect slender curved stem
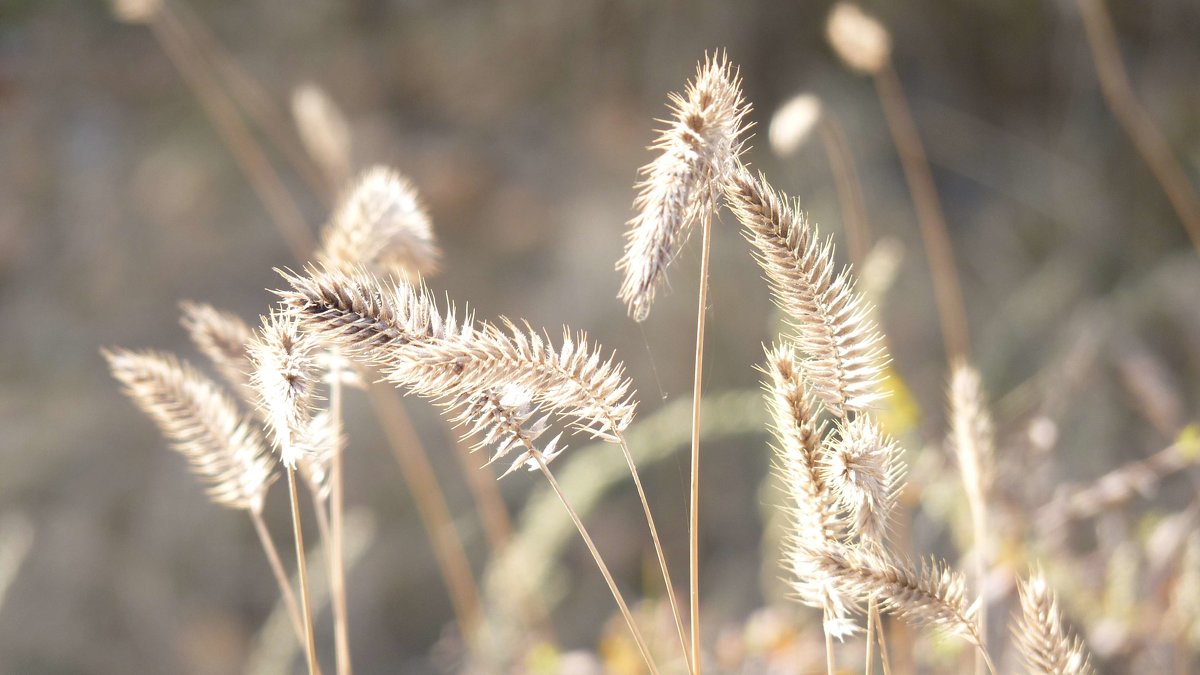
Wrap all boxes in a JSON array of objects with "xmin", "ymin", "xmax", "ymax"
[
  {"xmin": 287, "ymin": 467, "xmax": 320, "ymax": 675},
  {"xmin": 874, "ymin": 62, "xmax": 969, "ymax": 362},
  {"xmin": 825, "ymin": 625, "xmax": 835, "ymax": 675},
  {"xmin": 617, "ymin": 433, "xmax": 690, "ymax": 669},
  {"xmin": 533, "ymin": 452, "xmax": 660, "ymax": 675},
  {"xmin": 688, "ymin": 215, "xmax": 713, "ymax": 674},
  {"xmin": 873, "ymin": 601, "xmax": 893, "ymax": 675},
  {"xmin": 249, "ymin": 507, "xmax": 305, "ymax": 645},
  {"xmin": 329, "ymin": 359, "xmax": 352, "ymax": 675}
]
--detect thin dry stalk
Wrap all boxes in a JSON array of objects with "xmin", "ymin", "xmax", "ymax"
[
  {"xmin": 872, "ymin": 600, "xmax": 893, "ymax": 675},
  {"xmin": 288, "ymin": 467, "xmax": 320, "ymax": 675},
  {"xmin": 615, "ymin": 433, "xmax": 690, "ymax": 668},
  {"xmin": 865, "ymin": 597, "xmax": 875, "ymax": 675},
  {"xmin": 250, "ymin": 508, "xmax": 306, "ymax": 644},
  {"xmin": 366, "ymin": 383, "xmax": 483, "ymax": 636},
  {"xmin": 617, "ymin": 52, "xmax": 749, "ymax": 322},
  {"xmin": 147, "ymin": 6, "xmax": 314, "ymax": 259},
  {"xmin": 167, "ymin": 0, "xmax": 333, "ymax": 204},
  {"xmin": 531, "ymin": 451, "xmax": 660, "ymax": 675},
  {"xmin": 1013, "ymin": 568, "xmax": 1094, "ymax": 674},
  {"xmin": 817, "ymin": 113, "xmax": 873, "ymax": 270},
  {"xmin": 328, "ymin": 360, "xmax": 351, "ymax": 675},
  {"xmin": 872, "ymin": 62, "xmax": 969, "ymax": 361},
  {"xmin": 948, "ymin": 362, "xmax": 995, "ymax": 673},
  {"xmin": 687, "ymin": 214, "xmax": 712, "ymax": 675},
  {"xmin": 1074, "ymin": 0, "xmax": 1200, "ymax": 253}
]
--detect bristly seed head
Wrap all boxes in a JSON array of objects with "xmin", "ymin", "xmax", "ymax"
[
  {"xmin": 317, "ymin": 165, "xmax": 441, "ymax": 283},
  {"xmin": 820, "ymin": 415, "xmax": 905, "ymax": 546},
  {"xmin": 617, "ymin": 51, "xmax": 751, "ymax": 322},
  {"xmin": 249, "ymin": 311, "xmax": 320, "ymax": 468}
]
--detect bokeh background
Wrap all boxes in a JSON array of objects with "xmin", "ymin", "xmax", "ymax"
[{"xmin": 2, "ymin": 0, "xmax": 1199, "ymax": 672}]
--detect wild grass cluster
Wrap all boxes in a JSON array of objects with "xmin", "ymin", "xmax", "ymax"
[{"xmin": 94, "ymin": 1, "xmax": 1200, "ymax": 673}]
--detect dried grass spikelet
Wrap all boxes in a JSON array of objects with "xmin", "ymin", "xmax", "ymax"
[
  {"xmin": 104, "ymin": 348, "xmax": 274, "ymax": 511},
  {"xmin": 820, "ymin": 547, "xmax": 984, "ymax": 649},
  {"xmin": 249, "ymin": 312, "xmax": 320, "ymax": 468},
  {"xmin": 1013, "ymin": 568, "xmax": 1095, "ymax": 675},
  {"xmin": 727, "ymin": 169, "xmax": 887, "ymax": 417},
  {"xmin": 820, "ymin": 415, "xmax": 904, "ymax": 546},
  {"xmin": 826, "ymin": 3, "xmax": 892, "ymax": 75},
  {"xmin": 275, "ymin": 265, "xmax": 637, "ymax": 471},
  {"xmin": 764, "ymin": 344, "xmax": 860, "ymax": 637},
  {"xmin": 769, "ymin": 93, "xmax": 822, "ymax": 157},
  {"xmin": 317, "ymin": 166, "xmax": 441, "ymax": 282},
  {"xmin": 949, "ymin": 362, "xmax": 995, "ymax": 504},
  {"xmin": 110, "ymin": 0, "xmax": 161, "ymax": 23},
  {"xmin": 292, "ymin": 82, "xmax": 353, "ymax": 187},
  {"xmin": 180, "ymin": 301, "xmax": 255, "ymax": 396},
  {"xmin": 617, "ymin": 51, "xmax": 750, "ymax": 321}
]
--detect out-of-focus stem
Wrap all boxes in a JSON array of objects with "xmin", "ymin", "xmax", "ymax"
[
  {"xmin": 149, "ymin": 7, "xmax": 314, "ymax": 260},
  {"xmin": 328, "ymin": 364, "xmax": 351, "ymax": 675},
  {"xmin": 873, "ymin": 62, "xmax": 969, "ymax": 362},
  {"xmin": 533, "ymin": 452, "xmax": 660, "ymax": 675},
  {"xmin": 818, "ymin": 114, "xmax": 873, "ymax": 270},
  {"xmin": 365, "ymin": 382, "xmax": 482, "ymax": 637},
  {"xmin": 1075, "ymin": 0, "xmax": 1200, "ymax": 254}
]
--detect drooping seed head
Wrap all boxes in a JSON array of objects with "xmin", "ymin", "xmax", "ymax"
[
  {"xmin": 820, "ymin": 415, "xmax": 905, "ymax": 546},
  {"xmin": 105, "ymin": 348, "xmax": 274, "ymax": 512},
  {"xmin": 826, "ymin": 3, "xmax": 892, "ymax": 75}
]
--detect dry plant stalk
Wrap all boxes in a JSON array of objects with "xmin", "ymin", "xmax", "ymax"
[
  {"xmin": 249, "ymin": 313, "xmax": 322, "ymax": 675},
  {"xmin": 1074, "ymin": 0, "xmax": 1200, "ymax": 254},
  {"xmin": 827, "ymin": 2, "xmax": 970, "ymax": 361},
  {"xmin": 1013, "ymin": 569, "xmax": 1095, "ymax": 675}
]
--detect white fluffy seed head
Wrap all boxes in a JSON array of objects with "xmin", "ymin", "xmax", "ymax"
[
  {"xmin": 769, "ymin": 93, "xmax": 822, "ymax": 157},
  {"xmin": 820, "ymin": 415, "xmax": 904, "ymax": 545},
  {"xmin": 826, "ymin": 3, "xmax": 892, "ymax": 75},
  {"xmin": 317, "ymin": 166, "xmax": 441, "ymax": 282},
  {"xmin": 249, "ymin": 312, "xmax": 319, "ymax": 468}
]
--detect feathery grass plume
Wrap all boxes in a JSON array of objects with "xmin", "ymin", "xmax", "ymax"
[
  {"xmin": 764, "ymin": 344, "xmax": 862, "ymax": 639},
  {"xmin": 317, "ymin": 165, "xmax": 441, "ymax": 282},
  {"xmin": 180, "ymin": 301, "xmax": 255, "ymax": 395},
  {"xmin": 617, "ymin": 52, "xmax": 750, "ymax": 321},
  {"xmin": 819, "ymin": 415, "xmax": 904, "ymax": 546},
  {"xmin": 727, "ymin": 169, "xmax": 886, "ymax": 417},
  {"xmin": 105, "ymin": 348, "xmax": 275, "ymax": 511},
  {"xmin": 292, "ymin": 82, "xmax": 352, "ymax": 188},
  {"xmin": 948, "ymin": 363, "xmax": 995, "ymax": 512},
  {"xmin": 1013, "ymin": 568, "xmax": 1094, "ymax": 675},
  {"xmin": 819, "ymin": 547, "xmax": 985, "ymax": 651},
  {"xmin": 769, "ymin": 93, "xmax": 822, "ymax": 157},
  {"xmin": 826, "ymin": 3, "xmax": 892, "ymax": 75},
  {"xmin": 276, "ymin": 265, "xmax": 636, "ymax": 461},
  {"xmin": 249, "ymin": 312, "xmax": 320, "ymax": 468}
]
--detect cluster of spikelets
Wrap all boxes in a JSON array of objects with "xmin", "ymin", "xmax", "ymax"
[
  {"xmin": 103, "ymin": 30, "xmax": 1104, "ymax": 672},
  {"xmin": 619, "ymin": 50, "xmax": 1096, "ymax": 673}
]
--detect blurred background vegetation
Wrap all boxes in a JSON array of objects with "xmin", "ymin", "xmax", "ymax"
[{"xmin": 1, "ymin": 0, "xmax": 1198, "ymax": 672}]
